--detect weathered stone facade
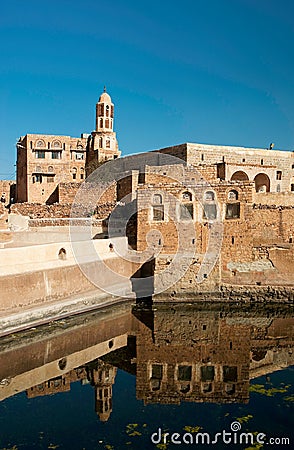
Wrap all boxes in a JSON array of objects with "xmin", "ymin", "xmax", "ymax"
[
  {"xmin": 156, "ymin": 142, "xmax": 294, "ymax": 194},
  {"xmin": 124, "ymin": 160, "xmax": 294, "ymax": 293}
]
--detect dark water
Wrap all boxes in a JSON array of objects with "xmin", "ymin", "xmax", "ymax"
[{"xmin": 0, "ymin": 301, "xmax": 293, "ymax": 450}]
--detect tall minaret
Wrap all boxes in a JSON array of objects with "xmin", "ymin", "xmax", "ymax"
[
  {"xmin": 87, "ymin": 87, "xmax": 121, "ymax": 174},
  {"xmin": 95, "ymin": 86, "xmax": 114, "ymax": 132}
]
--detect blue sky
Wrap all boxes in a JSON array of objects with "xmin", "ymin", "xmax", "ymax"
[{"xmin": 1, "ymin": 0, "xmax": 294, "ymax": 179}]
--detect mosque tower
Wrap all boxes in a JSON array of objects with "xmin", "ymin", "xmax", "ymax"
[{"xmin": 87, "ymin": 87, "xmax": 121, "ymax": 174}]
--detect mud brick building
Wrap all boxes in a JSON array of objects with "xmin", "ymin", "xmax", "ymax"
[
  {"xmin": 16, "ymin": 88, "xmax": 120, "ymax": 204},
  {"xmin": 112, "ymin": 156, "xmax": 294, "ymax": 293}
]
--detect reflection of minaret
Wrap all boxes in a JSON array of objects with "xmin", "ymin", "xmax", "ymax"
[{"xmin": 88, "ymin": 360, "xmax": 117, "ymax": 422}]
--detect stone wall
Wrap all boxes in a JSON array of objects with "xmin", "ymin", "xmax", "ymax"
[
  {"xmin": 11, "ymin": 203, "xmax": 72, "ymax": 219},
  {"xmin": 0, "ymin": 180, "xmax": 16, "ymax": 205},
  {"xmin": 135, "ymin": 164, "xmax": 294, "ymax": 292},
  {"xmin": 251, "ymin": 206, "xmax": 294, "ymax": 245}
]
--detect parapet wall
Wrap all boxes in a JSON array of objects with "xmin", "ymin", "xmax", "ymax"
[{"xmin": 0, "ymin": 237, "xmax": 141, "ymax": 318}]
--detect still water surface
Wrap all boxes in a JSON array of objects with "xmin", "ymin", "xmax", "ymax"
[{"xmin": 0, "ymin": 301, "xmax": 293, "ymax": 450}]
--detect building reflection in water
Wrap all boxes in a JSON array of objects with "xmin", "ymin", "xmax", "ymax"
[{"xmin": 0, "ymin": 301, "xmax": 293, "ymax": 422}]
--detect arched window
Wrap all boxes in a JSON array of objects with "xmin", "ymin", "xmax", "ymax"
[
  {"xmin": 106, "ymin": 105, "xmax": 109, "ymax": 117},
  {"xmin": 182, "ymin": 191, "xmax": 192, "ymax": 201},
  {"xmin": 204, "ymin": 191, "xmax": 215, "ymax": 201},
  {"xmin": 99, "ymin": 137, "xmax": 103, "ymax": 147},
  {"xmin": 52, "ymin": 140, "xmax": 61, "ymax": 148},
  {"xmin": 72, "ymin": 167, "xmax": 77, "ymax": 180},
  {"xmin": 106, "ymin": 139, "xmax": 110, "ymax": 148},
  {"xmin": 226, "ymin": 189, "xmax": 241, "ymax": 219},
  {"xmin": 231, "ymin": 171, "xmax": 249, "ymax": 182},
  {"xmin": 153, "ymin": 194, "xmax": 162, "ymax": 204},
  {"xmin": 254, "ymin": 173, "xmax": 270, "ymax": 193},
  {"xmin": 180, "ymin": 191, "xmax": 193, "ymax": 220},
  {"xmin": 228, "ymin": 190, "xmax": 238, "ymax": 200},
  {"xmin": 100, "ymin": 118, "xmax": 103, "ymax": 128},
  {"xmin": 48, "ymin": 166, "xmax": 54, "ymax": 172},
  {"xmin": 152, "ymin": 193, "xmax": 164, "ymax": 221},
  {"xmin": 80, "ymin": 167, "xmax": 84, "ymax": 180},
  {"xmin": 35, "ymin": 165, "xmax": 42, "ymax": 173},
  {"xmin": 36, "ymin": 139, "xmax": 45, "ymax": 148},
  {"xmin": 203, "ymin": 191, "xmax": 217, "ymax": 220}
]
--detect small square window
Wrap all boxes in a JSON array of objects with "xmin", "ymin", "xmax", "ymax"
[
  {"xmin": 180, "ymin": 204, "xmax": 193, "ymax": 220},
  {"xmin": 153, "ymin": 205, "xmax": 164, "ymax": 221},
  {"xmin": 226, "ymin": 203, "xmax": 240, "ymax": 219},
  {"xmin": 276, "ymin": 171, "xmax": 282, "ymax": 180},
  {"xmin": 203, "ymin": 204, "xmax": 217, "ymax": 220},
  {"xmin": 178, "ymin": 365, "xmax": 192, "ymax": 381},
  {"xmin": 201, "ymin": 366, "xmax": 215, "ymax": 382},
  {"xmin": 223, "ymin": 366, "xmax": 238, "ymax": 382}
]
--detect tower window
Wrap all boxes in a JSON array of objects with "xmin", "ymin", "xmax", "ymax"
[
  {"xmin": 98, "ymin": 104, "xmax": 104, "ymax": 116},
  {"xmin": 276, "ymin": 171, "xmax": 282, "ymax": 180},
  {"xmin": 106, "ymin": 105, "xmax": 109, "ymax": 117},
  {"xmin": 105, "ymin": 119, "xmax": 109, "ymax": 128},
  {"xmin": 100, "ymin": 118, "xmax": 103, "ymax": 128}
]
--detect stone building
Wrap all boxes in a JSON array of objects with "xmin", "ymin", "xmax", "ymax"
[
  {"xmin": 16, "ymin": 88, "xmax": 120, "ymax": 204},
  {"xmin": 156, "ymin": 142, "xmax": 294, "ymax": 193},
  {"xmin": 113, "ymin": 152, "xmax": 294, "ymax": 294}
]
